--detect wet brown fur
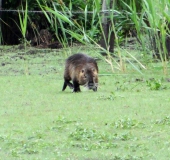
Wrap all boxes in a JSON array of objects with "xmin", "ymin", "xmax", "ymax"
[{"xmin": 62, "ymin": 53, "xmax": 98, "ymax": 92}]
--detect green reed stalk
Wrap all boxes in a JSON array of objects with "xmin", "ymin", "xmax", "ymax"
[
  {"xmin": 102, "ymin": 0, "xmax": 146, "ymax": 73},
  {"xmin": 16, "ymin": 0, "xmax": 28, "ymax": 52},
  {"xmin": 142, "ymin": 0, "xmax": 169, "ymax": 74},
  {"xmin": 37, "ymin": 0, "xmax": 73, "ymax": 48},
  {"xmin": 37, "ymin": 0, "xmax": 146, "ymax": 73}
]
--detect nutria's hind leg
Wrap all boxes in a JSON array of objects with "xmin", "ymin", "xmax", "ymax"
[
  {"xmin": 73, "ymin": 81, "xmax": 81, "ymax": 92},
  {"xmin": 62, "ymin": 81, "xmax": 67, "ymax": 91},
  {"xmin": 62, "ymin": 80, "xmax": 73, "ymax": 91}
]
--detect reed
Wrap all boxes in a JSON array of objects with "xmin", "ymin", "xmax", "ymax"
[
  {"xmin": 37, "ymin": 0, "xmax": 170, "ymax": 74},
  {"xmin": 18, "ymin": 0, "xmax": 28, "ymax": 52},
  {"xmin": 124, "ymin": 0, "xmax": 169, "ymax": 74}
]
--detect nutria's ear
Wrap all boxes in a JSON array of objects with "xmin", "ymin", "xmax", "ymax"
[{"xmin": 92, "ymin": 68, "xmax": 95, "ymax": 72}]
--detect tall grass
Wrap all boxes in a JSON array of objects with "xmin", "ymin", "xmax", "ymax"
[
  {"xmin": 98, "ymin": 0, "xmax": 146, "ymax": 73},
  {"xmin": 17, "ymin": 0, "xmax": 28, "ymax": 51},
  {"xmin": 37, "ymin": 0, "xmax": 169, "ymax": 74},
  {"xmin": 36, "ymin": 0, "xmax": 143, "ymax": 73},
  {"xmin": 143, "ymin": 0, "xmax": 169, "ymax": 74},
  {"xmin": 37, "ymin": 0, "xmax": 73, "ymax": 49},
  {"xmin": 123, "ymin": 0, "xmax": 169, "ymax": 74}
]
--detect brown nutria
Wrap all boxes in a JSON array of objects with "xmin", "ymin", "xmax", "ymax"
[{"xmin": 62, "ymin": 53, "xmax": 98, "ymax": 92}]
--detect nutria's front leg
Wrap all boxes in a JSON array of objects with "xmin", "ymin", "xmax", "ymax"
[
  {"xmin": 73, "ymin": 80, "xmax": 81, "ymax": 92},
  {"xmin": 93, "ymin": 87, "xmax": 97, "ymax": 92},
  {"xmin": 67, "ymin": 82, "xmax": 73, "ymax": 89}
]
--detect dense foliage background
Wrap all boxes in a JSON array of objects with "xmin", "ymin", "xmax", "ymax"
[{"xmin": 1, "ymin": 0, "xmax": 143, "ymax": 45}]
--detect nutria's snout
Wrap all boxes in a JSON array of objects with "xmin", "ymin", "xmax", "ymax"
[{"xmin": 85, "ymin": 81, "xmax": 98, "ymax": 91}]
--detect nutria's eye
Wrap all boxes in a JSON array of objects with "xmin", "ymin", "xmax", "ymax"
[{"xmin": 81, "ymin": 69, "xmax": 85, "ymax": 73}]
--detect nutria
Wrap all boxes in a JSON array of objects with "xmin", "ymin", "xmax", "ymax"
[{"xmin": 62, "ymin": 53, "xmax": 98, "ymax": 92}]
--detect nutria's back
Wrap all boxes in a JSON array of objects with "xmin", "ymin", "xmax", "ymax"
[{"xmin": 62, "ymin": 53, "xmax": 98, "ymax": 92}]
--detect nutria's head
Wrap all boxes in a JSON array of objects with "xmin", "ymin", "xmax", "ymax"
[{"xmin": 78, "ymin": 64, "xmax": 98, "ymax": 91}]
